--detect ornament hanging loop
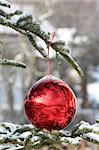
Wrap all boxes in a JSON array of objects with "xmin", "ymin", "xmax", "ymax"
[{"xmin": 47, "ymin": 32, "xmax": 56, "ymax": 76}]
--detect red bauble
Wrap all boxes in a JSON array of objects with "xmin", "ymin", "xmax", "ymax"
[{"xmin": 24, "ymin": 75, "xmax": 76, "ymax": 131}]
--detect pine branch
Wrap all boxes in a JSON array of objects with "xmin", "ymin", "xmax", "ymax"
[
  {"xmin": 0, "ymin": 1, "xmax": 83, "ymax": 75},
  {"xmin": 26, "ymin": 31, "xmax": 47, "ymax": 58},
  {"xmin": 0, "ymin": 1, "xmax": 10, "ymax": 8},
  {"xmin": 51, "ymin": 43, "xmax": 83, "ymax": 76},
  {"xmin": 0, "ymin": 58, "xmax": 26, "ymax": 68},
  {"xmin": 0, "ymin": 121, "xmax": 99, "ymax": 149},
  {"xmin": 0, "ymin": 9, "xmax": 22, "ymax": 20},
  {"xmin": 16, "ymin": 16, "xmax": 50, "ymax": 42},
  {"xmin": 0, "ymin": 18, "xmax": 26, "ymax": 34}
]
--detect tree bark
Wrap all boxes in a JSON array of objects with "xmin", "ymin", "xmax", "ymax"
[
  {"xmin": 7, "ymin": 83, "xmax": 14, "ymax": 114},
  {"xmin": 81, "ymin": 67, "xmax": 89, "ymax": 108}
]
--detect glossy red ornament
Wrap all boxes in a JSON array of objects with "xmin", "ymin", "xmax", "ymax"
[{"xmin": 24, "ymin": 75, "xmax": 76, "ymax": 131}]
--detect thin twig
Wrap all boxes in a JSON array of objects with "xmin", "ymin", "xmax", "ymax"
[{"xmin": 0, "ymin": 58, "xmax": 26, "ymax": 68}]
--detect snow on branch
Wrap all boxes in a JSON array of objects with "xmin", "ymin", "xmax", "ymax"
[
  {"xmin": 0, "ymin": 1, "xmax": 83, "ymax": 75},
  {"xmin": 0, "ymin": 0, "xmax": 10, "ymax": 8},
  {"xmin": 0, "ymin": 58, "xmax": 26, "ymax": 68},
  {"xmin": 0, "ymin": 120, "xmax": 99, "ymax": 149}
]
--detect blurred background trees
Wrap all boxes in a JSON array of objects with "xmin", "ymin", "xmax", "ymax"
[{"xmin": 0, "ymin": 0, "xmax": 99, "ymax": 127}]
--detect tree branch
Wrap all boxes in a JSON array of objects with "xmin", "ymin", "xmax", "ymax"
[
  {"xmin": 0, "ymin": 58, "xmax": 26, "ymax": 68},
  {"xmin": 0, "ymin": 9, "xmax": 22, "ymax": 20},
  {"xmin": 0, "ymin": 1, "xmax": 83, "ymax": 75},
  {"xmin": 0, "ymin": 121, "xmax": 99, "ymax": 149},
  {"xmin": 26, "ymin": 31, "xmax": 47, "ymax": 58},
  {"xmin": 51, "ymin": 43, "xmax": 83, "ymax": 76},
  {"xmin": 0, "ymin": 1, "xmax": 10, "ymax": 8}
]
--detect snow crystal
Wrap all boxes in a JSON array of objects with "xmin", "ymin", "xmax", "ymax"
[
  {"xmin": 79, "ymin": 122, "xmax": 99, "ymax": 133},
  {"xmin": 0, "ymin": 144, "xmax": 24, "ymax": 150},
  {"xmin": 38, "ymin": 131, "xmax": 44, "ymax": 135},
  {"xmin": 19, "ymin": 131, "xmax": 31, "ymax": 139},
  {"xmin": 60, "ymin": 137, "xmax": 81, "ymax": 145},
  {"xmin": 6, "ymin": 146, "xmax": 24, "ymax": 150},
  {"xmin": 2, "ymin": 122, "xmax": 17, "ymax": 130},
  {"xmin": 0, "ymin": 145, "xmax": 10, "ymax": 149},
  {"xmin": 82, "ymin": 132, "xmax": 99, "ymax": 142},
  {"xmin": 31, "ymin": 136, "xmax": 39, "ymax": 142},
  {"xmin": 0, "ymin": 137, "xmax": 3, "ymax": 140},
  {"xmin": 0, "ymin": 0, "xmax": 9, "ymax": 4},
  {"xmin": 0, "ymin": 125, "xmax": 6, "ymax": 133},
  {"xmin": 23, "ymin": 124, "xmax": 35, "ymax": 129},
  {"xmin": 59, "ymin": 130, "xmax": 71, "ymax": 136}
]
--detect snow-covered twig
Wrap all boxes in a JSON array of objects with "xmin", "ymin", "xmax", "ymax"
[{"xmin": 0, "ymin": 58, "xmax": 26, "ymax": 68}]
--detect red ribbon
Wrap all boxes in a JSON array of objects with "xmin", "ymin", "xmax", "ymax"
[{"xmin": 47, "ymin": 32, "xmax": 56, "ymax": 75}]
